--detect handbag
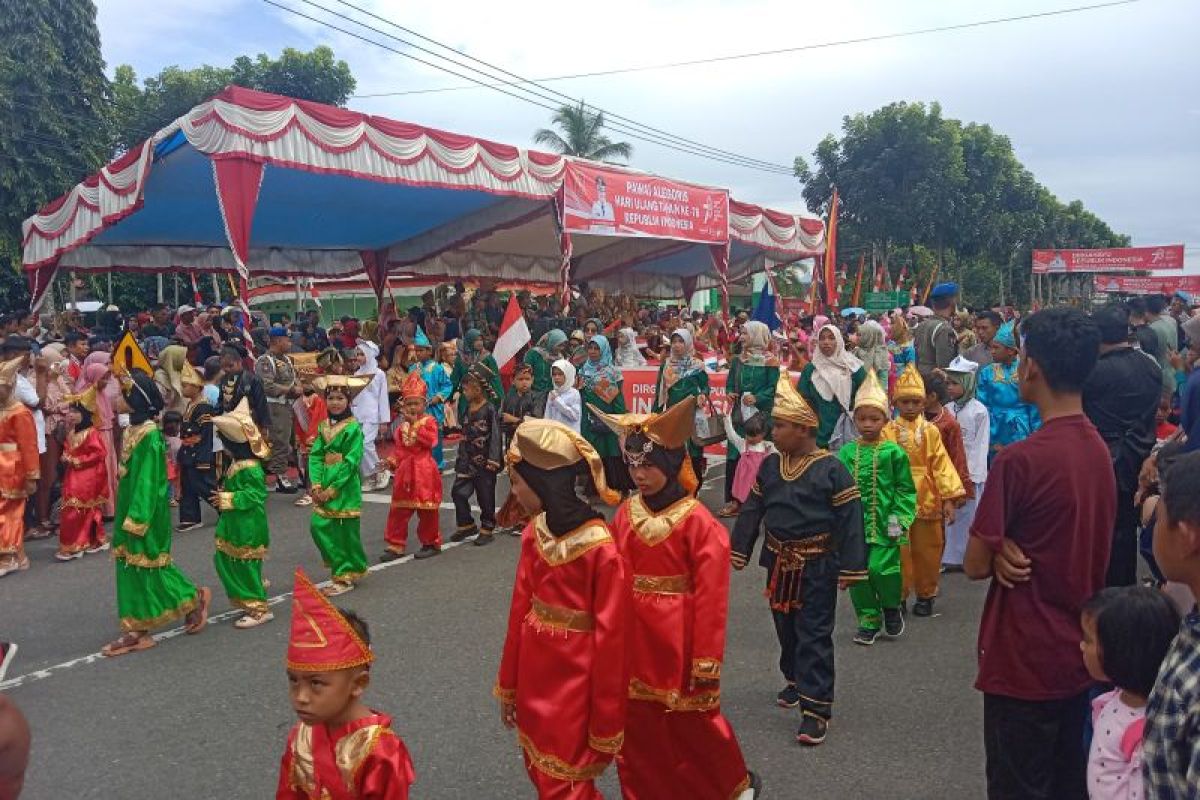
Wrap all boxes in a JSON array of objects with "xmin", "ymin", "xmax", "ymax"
[
  {"xmin": 691, "ymin": 394, "xmax": 726, "ymax": 447},
  {"xmin": 828, "ymin": 408, "xmax": 859, "ymax": 453}
]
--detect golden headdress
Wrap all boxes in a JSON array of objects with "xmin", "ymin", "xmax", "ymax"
[
  {"xmin": 505, "ymin": 418, "xmax": 620, "ymax": 506},
  {"xmin": 587, "ymin": 395, "xmax": 696, "ymax": 450},
  {"xmin": 772, "ymin": 371, "xmax": 818, "ymax": 427},
  {"xmin": 311, "ymin": 374, "xmax": 371, "ymax": 400},
  {"xmin": 63, "ymin": 384, "xmax": 100, "ymax": 415},
  {"xmin": 211, "ymin": 398, "xmax": 271, "ymax": 459},
  {"xmin": 894, "ymin": 362, "xmax": 926, "ymax": 402},
  {"xmin": 180, "ymin": 359, "xmax": 204, "ymax": 388},
  {"xmin": 853, "ymin": 368, "xmax": 889, "ymax": 415},
  {"xmin": 0, "ymin": 357, "xmax": 22, "ymax": 389}
]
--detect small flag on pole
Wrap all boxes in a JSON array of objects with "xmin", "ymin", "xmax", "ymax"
[{"xmin": 492, "ymin": 293, "xmax": 531, "ymax": 387}]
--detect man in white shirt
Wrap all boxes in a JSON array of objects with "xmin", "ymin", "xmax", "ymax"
[{"xmin": 589, "ymin": 176, "xmax": 617, "ymax": 234}]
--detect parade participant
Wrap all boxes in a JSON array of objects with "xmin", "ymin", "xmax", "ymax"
[
  {"xmin": 924, "ymin": 374, "xmax": 974, "ymax": 505},
  {"xmin": 308, "ymin": 374, "xmax": 371, "ymax": 596},
  {"xmin": 887, "ymin": 313, "xmax": 917, "ymax": 373},
  {"xmin": 219, "ymin": 341, "xmax": 271, "ymax": 429},
  {"xmin": 409, "ymin": 328, "xmax": 452, "ymax": 469},
  {"xmin": 653, "ymin": 328, "xmax": 710, "ymax": 487},
  {"xmin": 177, "ymin": 360, "xmax": 215, "ymax": 532},
  {"xmin": 0, "ymin": 358, "xmax": 39, "ymax": 577},
  {"xmin": 56, "ymin": 387, "xmax": 110, "ymax": 560},
  {"xmin": 493, "ymin": 419, "xmax": 627, "ymax": 799},
  {"xmin": 731, "ymin": 373, "xmax": 866, "ymax": 745},
  {"xmin": 210, "ymin": 398, "xmax": 273, "ymax": 628},
  {"xmin": 977, "ymin": 320, "xmax": 1040, "ymax": 461},
  {"xmin": 102, "ymin": 368, "xmax": 211, "ymax": 656},
  {"xmin": 381, "ymin": 371, "xmax": 443, "ymax": 562},
  {"xmin": 837, "ymin": 370, "xmax": 917, "ymax": 646},
  {"xmin": 720, "ymin": 320, "xmax": 778, "ymax": 517},
  {"xmin": 277, "ymin": 568, "xmax": 415, "ymax": 800},
  {"xmin": 523, "ymin": 329, "xmax": 567, "ymax": 394},
  {"xmin": 884, "ymin": 363, "xmax": 965, "ymax": 617},
  {"xmin": 500, "ymin": 363, "xmax": 545, "ymax": 448},
  {"xmin": 597, "ymin": 398, "xmax": 761, "ymax": 800},
  {"xmin": 454, "ymin": 330, "xmax": 503, "ymax": 424},
  {"xmin": 943, "ymin": 357, "xmax": 989, "ymax": 569},
  {"xmin": 450, "ymin": 363, "xmax": 503, "ymax": 547},
  {"xmin": 798, "ymin": 324, "xmax": 867, "ymax": 452},
  {"xmin": 81, "ymin": 351, "xmax": 118, "ymax": 517},
  {"xmin": 256, "ymin": 326, "xmax": 301, "ymax": 493},
  {"xmin": 579, "ymin": 334, "xmax": 634, "ymax": 496},
  {"xmin": 353, "ymin": 340, "xmax": 391, "ymax": 492},
  {"xmin": 544, "ymin": 359, "xmax": 581, "ymax": 433}
]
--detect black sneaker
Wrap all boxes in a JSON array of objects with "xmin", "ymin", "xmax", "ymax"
[
  {"xmin": 379, "ymin": 549, "xmax": 406, "ymax": 563},
  {"xmin": 776, "ymin": 684, "xmax": 800, "ymax": 708},
  {"xmin": 796, "ymin": 712, "xmax": 828, "ymax": 746},
  {"xmin": 473, "ymin": 532, "xmax": 495, "ymax": 547},
  {"xmin": 274, "ymin": 478, "xmax": 298, "ymax": 495},
  {"xmin": 0, "ymin": 641, "xmax": 16, "ymax": 683},
  {"xmin": 852, "ymin": 627, "xmax": 879, "ymax": 646},
  {"xmin": 883, "ymin": 607, "xmax": 905, "ymax": 637},
  {"xmin": 913, "ymin": 598, "xmax": 934, "ymax": 617},
  {"xmin": 450, "ymin": 526, "xmax": 477, "ymax": 543},
  {"xmin": 414, "ymin": 545, "xmax": 441, "ymax": 560},
  {"xmin": 747, "ymin": 770, "xmax": 763, "ymax": 798},
  {"xmin": 176, "ymin": 521, "xmax": 203, "ymax": 533}
]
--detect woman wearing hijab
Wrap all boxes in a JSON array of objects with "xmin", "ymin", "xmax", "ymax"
[
  {"xmin": 56, "ymin": 388, "xmax": 110, "ymax": 560},
  {"xmin": 798, "ymin": 325, "xmax": 867, "ymax": 450},
  {"xmin": 614, "ymin": 327, "xmax": 647, "ymax": 368},
  {"xmin": 976, "ymin": 320, "xmax": 1040, "ymax": 460},
  {"xmin": 853, "ymin": 320, "xmax": 894, "ymax": 397},
  {"xmin": 888, "ymin": 314, "xmax": 917, "ymax": 373},
  {"xmin": 580, "ymin": 334, "xmax": 635, "ymax": 494},
  {"xmin": 943, "ymin": 357, "xmax": 990, "ymax": 569},
  {"xmin": 544, "ymin": 359, "xmax": 582, "ymax": 433},
  {"xmin": 353, "ymin": 340, "xmax": 391, "ymax": 491},
  {"xmin": 720, "ymin": 320, "xmax": 779, "ymax": 517},
  {"xmin": 153, "ymin": 344, "xmax": 189, "ymax": 416},
  {"xmin": 523, "ymin": 329, "xmax": 567, "ymax": 394},
  {"xmin": 653, "ymin": 328, "xmax": 710, "ymax": 487},
  {"xmin": 493, "ymin": 419, "xmax": 628, "ymax": 800},
  {"xmin": 82, "ymin": 352, "xmax": 119, "ymax": 517}
]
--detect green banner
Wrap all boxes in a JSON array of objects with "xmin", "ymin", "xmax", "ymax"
[{"xmin": 864, "ymin": 290, "xmax": 906, "ymax": 312}]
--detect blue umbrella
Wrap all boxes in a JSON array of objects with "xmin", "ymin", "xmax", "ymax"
[{"xmin": 840, "ymin": 307, "xmax": 865, "ymax": 317}]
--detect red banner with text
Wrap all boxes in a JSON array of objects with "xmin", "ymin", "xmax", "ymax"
[
  {"xmin": 1032, "ymin": 245, "xmax": 1185, "ymax": 274},
  {"xmin": 561, "ymin": 162, "xmax": 728, "ymax": 244},
  {"xmin": 1093, "ymin": 274, "xmax": 1200, "ymax": 295}
]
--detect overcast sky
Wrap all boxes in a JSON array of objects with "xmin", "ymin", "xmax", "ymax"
[{"xmin": 96, "ymin": 0, "xmax": 1199, "ymax": 268}]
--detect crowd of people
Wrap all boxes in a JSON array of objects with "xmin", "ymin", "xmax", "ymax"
[{"xmin": 1, "ymin": 280, "xmax": 1200, "ymax": 799}]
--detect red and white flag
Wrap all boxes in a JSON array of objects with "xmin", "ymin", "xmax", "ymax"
[
  {"xmin": 189, "ymin": 273, "xmax": 203, "ymax": 305},
  {"xmin": 493, "ymin": 293, "xmax": 531, "ymax": 386}
]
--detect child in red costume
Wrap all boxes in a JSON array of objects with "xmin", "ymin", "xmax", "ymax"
[
  {"xmin": 381, "ymin": 371, "xmax": 443, "ymax": 562},
  {"xmin": 56, "ymin": 387, "xmax": 110, "ymax": 560},
  {"xmin": 277, "ymin": 568, "xmax": 415, "ymax": 800}
]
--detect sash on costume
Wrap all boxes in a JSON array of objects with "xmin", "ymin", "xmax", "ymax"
[{"xmin": 764, "ymin": 532, "xmax": 831, "ymax": 612}]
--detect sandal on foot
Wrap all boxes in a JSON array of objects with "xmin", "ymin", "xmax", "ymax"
[
  {"xmin": 322, "ymin": 581, "xmax": 354, "ymax": 597},
  {"xmin": 718, "ymin": 503, "xmax": 740, "ymax": 518},
  {"xmin": 234, "ymin": 611, "xmax": 275, "ymax": 629},
  {"xmin": 294, "ymin": 494, "xmax": 313, "ymax": 506},
  {"xmin": 184, "ymin": 587, "xmax": 213, "ymax": 635},
  {"xmin": 101, "ymin": 632, "xmax": 156, "ymax": 657}
]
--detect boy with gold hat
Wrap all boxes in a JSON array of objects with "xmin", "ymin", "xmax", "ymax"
[
  {"xmin": 381, "ymin": 370, "xmax": 443, "ymax": 562},
  {"xmin": 308, "ymin": 374, "xmax": 372, "ymax": 596},
  {"xmin": 210, "ymin": 398, "xmax": 273, "ymax": 628},
  {"xmin": 884, "ymin": 363, "xmax": 966, "ymax": 618},
  {"xmin": 56, "ymin": 386, "xmax": 110, "ymax": 560},
  {"xmin": 836, "ymin": 370, "xmax": 917, "ymax": 645},
  {"xmin": 277, "ymin": 568, "xmax": 415, "ymax": 799},
  {"xmin": 596, "ymin": 397, "xmax": 762, "ymax": 799},
  {"xmin": 177, "ymin": 359, "xmax": 216, "ymax": 532},
  {"xmin": 494, "ymin": 419, "xmax": 628, "ymax": 799},
  {"xmin": 731, "ymin": 373, "xmax": 866, "ymax": 746},
  {"xmin": 0, "ymin": 357, "xmax": 41, "ymax": 577}
]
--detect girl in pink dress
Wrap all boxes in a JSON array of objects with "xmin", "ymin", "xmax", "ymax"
[
  {"xmin": 721, "ymin": 412, "xmax": 775, "ymax": 508},
  {"xmin": 81, "ymin": 353, "xmax": 118, "ymax": 518}
]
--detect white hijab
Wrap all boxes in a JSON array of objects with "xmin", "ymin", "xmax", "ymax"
[
  {"xmin": 356, "ymin": 341, "xmax": 380, "ymax": 374},
  {"xmin": 551, "ymin": 358, "xmax": 577, "ymax": 392},
  {"xmin": 811, "ymin": 324, "xmax": 863, "ymax": 410},
  {"xmin": 615, "ymin": 327, "xmax": 646, "ymax": 367}
]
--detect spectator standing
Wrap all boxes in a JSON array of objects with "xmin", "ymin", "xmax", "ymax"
[
  {"xmin": 964, "ymin": 310, "xmax": 1001, "ymax": 367},
  {"xmin": 914, "ymin": 283, "xmax": 961, "ymax": 378},
  {"xmin": 218, "ymin": 342, "xmax": 270, "ymax": 430},
  {"xmin": 173, "ymin": 306, "xmax": 203, "ymax": 346},
  {"xmin": 255, "ymin": 327, "xmax": 301, "ymax": 493},
  {"xmin": 1146, "ymin": 294, "xmax": 1179, "ymax": 399},
  {"xmin": 1179, "ymin": 315, "xmax": 1200, "ymax": 453}
]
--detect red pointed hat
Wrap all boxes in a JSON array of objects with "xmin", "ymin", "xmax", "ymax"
[
  {"xmin": 286, "ymin": 568, "xmax": 374, "ymax": 672},
  {"xmin": 401, "ymin": 369, "xmax": 427, "ymax": 401}
]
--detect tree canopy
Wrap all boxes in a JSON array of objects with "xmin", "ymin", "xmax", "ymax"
[
  {"xmin": 795, "ymin": 101, "xmax": 1128, "ymax": 306},
  {"xmin": 533, "ymin": 102, "xmax": 633, "ymax": 162}
]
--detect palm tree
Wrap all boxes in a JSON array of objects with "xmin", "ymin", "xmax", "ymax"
[{"xmin": 533, "ymin": 101, "xmax": 633, "ymax": 163}]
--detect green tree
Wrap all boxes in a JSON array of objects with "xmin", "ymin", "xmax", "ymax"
[
  {"xmin": 533, "ymin": 102, "xmax": 633, "ymax": 162},
  {"xmin": 0, "ymin": 0, "xmax": 110, "ymax": 306}
]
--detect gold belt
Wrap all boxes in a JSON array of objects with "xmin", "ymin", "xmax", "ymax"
[
  {"xmin": 0, "ymin": 443, "xmax": 16, "ymax": 452},
  {"xmin": 765, "ymin": 533, "xmax": 831, "ymax": 566},
  {"xmin": 529, "ymin": 597, "xmax": 594, "ymax": 632},
  {"xmin": 633, "ymin": 574, "xmax": 692, "ymax": 595}
]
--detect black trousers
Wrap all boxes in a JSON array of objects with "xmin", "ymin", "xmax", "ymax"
[
  {"xmin": 451, "ymin": 472, "xmax": 497, "ymax": 532},
  {"xmin": 1105, "ymin": 488, "xmax": 1138, "ymax": 587},
  {"xmin": 179, "ymin": 464, "xmax": 216, "ymax": 525},
  {"xmin": 770, "ymin": 556, "xmax": 837, "ymax": 720},
  {"xmin": 983, "ymin": 691, "xmax": 1088, "ymax": 800},
  {"xmin": 724, "ymin": 455, "xmax": 737, "ymax": 503}
]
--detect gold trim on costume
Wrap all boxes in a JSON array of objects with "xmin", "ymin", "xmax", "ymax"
[
  {"xmin": 119, "ymin": 594, "xmax": 198, "ymax": 632},
  {"xmin": 61, "ymin": 497, "xmax": 107, "ymax": 510},
  {"xmin": 632, "ymin": 574, "xmax": 693, "ymax": 595},
  {"xmin": 231, "ymin": 598, "xmax": 270, "ymax": 614},
  {"xmin": 588, "ymin": 730, "xmax": 625, "ymax": 755},
  {"xmin": 323, "ymin": 452, "xmax": 344, "ymax": 465},
  {"xmin": 626, "ymin": 494, "xmax": 697, "ymax": 547},
  {"xmin": 628, "ymin": 677, "xmax": 721, "ymax": 712},
  {"xmin": 215, "ymin": 492, "xmax": 234, "ymax": 511},
  {"xmin": 532, "ymin": 516, "xmax": 612, "ymax": 566},
  {"xmin": 119, "ymin": 420, "xmax": 158, "ymax": 468},
  {"xmin": 779, "ymin": 449, "xmax": 830, "ymax": 482},
  {"xmin": 0, "ymin": 489, "xmax": 30, "ymax": 499},
  {"xmin": 391, "ymin": 499, "xmax": 440, "ymax": 510},
  {"xmin": 225, "ymin": 459, "xmax": 260, "ymax": 479},
  {"xmin": 339, "ymin": 724, "xmax": 389, "ymax": 790},
  {"xmin": 691, "ymin": 657, "xmax": 722, "ymax": 680},
  {"xmin": 288, "ymin": 724, "xmax": 316, "ymax": 795},
  {"xmin": 831, "ymin": 486, "xmax": 861, "ymax": 507},
  {"xmin": 517, "ymin": 730, "xmax": 609, "ymax": 782},
  {"xmin": 321, "ymin": 418, "xmax": 355, "ymax": 444},
  {"xmin": 113, "ymin": 545, "xmax": 172, "ymax": 568},
  {"xmin": 729, "ymin": 775, "xmax": 752, "ymax": 800},
  {"xmin": 0, "ymin": 443, "xmax": 16, "ymax": 452},
  {"xmin": 314, "ymin": 506, "xmax": 361, "ymax": 519},
  {"xmin": 215, "ymin": 538, "xmax": 268, "ymax": 560},
  {"xmin": 121, "ymin": 518, "xmax": 149, "ymax": 536},
  {"xmin": 527, "ymin": 596, "xmax": 594, "ymax": 633},
  {"xmin": 492, "ymin": 684, "xmax": 516, "ymax": 703}
]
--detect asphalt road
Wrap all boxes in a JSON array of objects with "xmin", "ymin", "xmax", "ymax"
[{"xmin": 1, "ymin": 451, "xmax": 989, "ymax": 799}]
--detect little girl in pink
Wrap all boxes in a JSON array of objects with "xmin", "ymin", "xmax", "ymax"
[
  {"xmin": 721, "ymin": 412, "xmax": 775, "ymax": 510},
  {"xmin": 1080, "ymin": 586, "xmax": 1180, "ymax": 800}
]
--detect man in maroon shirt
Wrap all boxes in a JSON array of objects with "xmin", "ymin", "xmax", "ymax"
[{"xmin": 964, "ymin": 307, "xmax": 1114, "ymax": 800}]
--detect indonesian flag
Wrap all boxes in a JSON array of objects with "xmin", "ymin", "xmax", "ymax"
[
  {"xmin": 493, "ymin": 293, "xmax": 531, "ymax": 387},
  {"xmin": 190, "ymin": 273, "xmax": 203, "ymax": 305},
  {"xmin": 309, "ymin": 278, "xmax": 322, "ymax": 308}
]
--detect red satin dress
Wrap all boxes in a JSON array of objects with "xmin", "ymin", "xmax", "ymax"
[
  {"xmin": 383, "ymin": 415, "xmax": 443, "ymax": 551},
  {"xmin": 495, "ymin": 516, "xmax": 629, "ymax": 799},
  {"xmin": 276, "ymin": 711, "xmax": 414, "ymax": 800},
  {"xmin": 0, "ymin": 403, "xmax": 39, "ymax": 556},
  {"xmin": 611, "ymin": 495, "xmax": 751, "ymax": 800},
  {"xmin": 58, "ymin": 426, "xmax": 110, "ymax": 555}
]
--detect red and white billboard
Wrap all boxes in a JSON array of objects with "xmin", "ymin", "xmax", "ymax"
[
  {"xmin": 561, "ymin": 162, "xmax": 728, "ymax": 244},
  {"xmin": 1032, "ymin": 245, "xmax": 1185, "ymax": 274},
  {"xmin": 1093, "ymin": 275, "xmax": 1200, "ymax": 295}
]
